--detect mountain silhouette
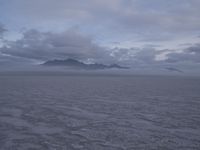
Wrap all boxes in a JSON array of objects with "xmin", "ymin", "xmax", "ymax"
[
  {"xmin": 42, "ymin": 58, "xmax": 129, "ymax": 70},
  {"xmin": 165, "ymin": 67, "xmax": 184, "ymax": 73}
]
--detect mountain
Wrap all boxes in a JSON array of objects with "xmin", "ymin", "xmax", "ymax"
[
  {"xmin": 165, "ymin": 67, "xmax": 184, "ymax": 73},
  {"xmin": 43, "ymin": 59, "xmax": 85, "ymax": 67},
  {"xmin": 42, "ymin": 58, "xmax": 129, "ymax": 70}
]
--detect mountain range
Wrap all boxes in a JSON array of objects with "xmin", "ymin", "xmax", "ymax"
[{"xmin": 42, "ymin": 58, "xmax": 129, "ymax": 70}]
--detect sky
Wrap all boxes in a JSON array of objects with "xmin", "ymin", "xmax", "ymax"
[{"xmin": 0, "ymin": 0, "xmax": 200, "ymax": 74}]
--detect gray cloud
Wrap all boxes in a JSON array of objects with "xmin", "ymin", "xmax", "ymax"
[
  {"xmin": 0, "ymin": 0, "xmax": 200, "ymax": 74},
  {"xmin": 0, "ymin": 23, "xmax": 7, "ymax": 38},
  {"xmin": 112, "ymin": 43, "xmax": 200, "ymax": 66},
  {"xmin": 186, "ymin": 43, "xmax": 200, "ymax": 54},
  {"xmin": 0, "ymin": 54, "xmax": 33, "ymax": 66},
  {"xmin": 165, "ymin": 44, "xmax": 200, "ymax": 63},
  {"xmin": 1, "ymin": 28, "xmax": 200, "ymax": 67},
  {"xmin": 0, "ymin": 28, "xmax": 160, "ymax": 66},
  {"xmin": 0, "ymin": 28, "xmax": 200, "ymax": 76},
  {"xmin": 1, "ymin": 0, "xmax": 200, "ymax": 42},
  {"xmin": 1, "ymin": 29, "xmax": 111, "ymax": 63},
  {"xmin": 108, "ymin": 47, "xmax": 165, "ymax": 67}
]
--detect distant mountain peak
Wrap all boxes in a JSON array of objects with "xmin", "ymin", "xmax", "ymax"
[
  {"xmin": 165, "ymin": 67, "xmax": 184, "ymax": 73},
  {"xmin": 43, "ymin": 58, "xmax": 83, "ymax": 66},
  {"xmin": 42, "ymin": 58, "xmax": 129, "ymax": 70}
]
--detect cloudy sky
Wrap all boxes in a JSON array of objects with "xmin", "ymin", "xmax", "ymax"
[{"xmin": 0, "ymin": 0, "xmax": 200, "ymax": 74}]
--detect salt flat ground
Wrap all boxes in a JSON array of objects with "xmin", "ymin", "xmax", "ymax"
[{"xmin": 0, "ymin": 75, "xmax": 200, "ymax": 150}]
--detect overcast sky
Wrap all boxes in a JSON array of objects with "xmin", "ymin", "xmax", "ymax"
[{"xmin": 0, "ymin": 0, "xmax": 200, "ymax": 74}]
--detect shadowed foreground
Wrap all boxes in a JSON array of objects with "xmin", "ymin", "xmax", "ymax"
[{"xmin": 0, "ymin": 75, "xmax": 200, "ymax": 150}]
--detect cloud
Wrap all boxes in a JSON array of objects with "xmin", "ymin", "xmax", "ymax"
[
  {"xmin": 111, "ymin": 42, "xmax": 200, "ymax": 66},
  {"xmin": 109, "ymin": 47, "xmax": 162, "ymax": 66},
  {"xmin": 0, "ymin": 0, "xmax": 200, "ymax": 74},
  {"xmin": 186, "ymin": 43, "xmax": 200, "ymax": 54},
  {"xmin": 0, "ymin": 29, "xmax": 111, "ymax": 63},
  {"xmin": 0, "ymin": 23, "xmax": 7, "ymax": 38},
  {"xmin": 0, "ymin": 54, "xmax": 31, "ymax": 66},
  {"xmin": 165, "ymin": 44, "xmax": 200, "ymax": 63},
  {"xmin": 0, "ymin": 28, "xmax": 161, "ymax": 66},
  {"xmin": 2, "ymin": 28, "xmax": 200, "ymax": 67},
  {"xmin": 0, "ymin": 25, "xmax": 200, "ymax": 73},
  {"xmin": 1, "ymin": 0, "xmax": 200, "ymax": 42}
]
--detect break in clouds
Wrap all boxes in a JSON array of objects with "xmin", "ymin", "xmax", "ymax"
[{"xmin": 0, "ymin": 0, "xmax": 200, "ymax": 74}]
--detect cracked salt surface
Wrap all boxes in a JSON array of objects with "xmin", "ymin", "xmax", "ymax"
[{"xmin": 0, "ymin": 75, "xmax": 200, "ymax": 150}]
